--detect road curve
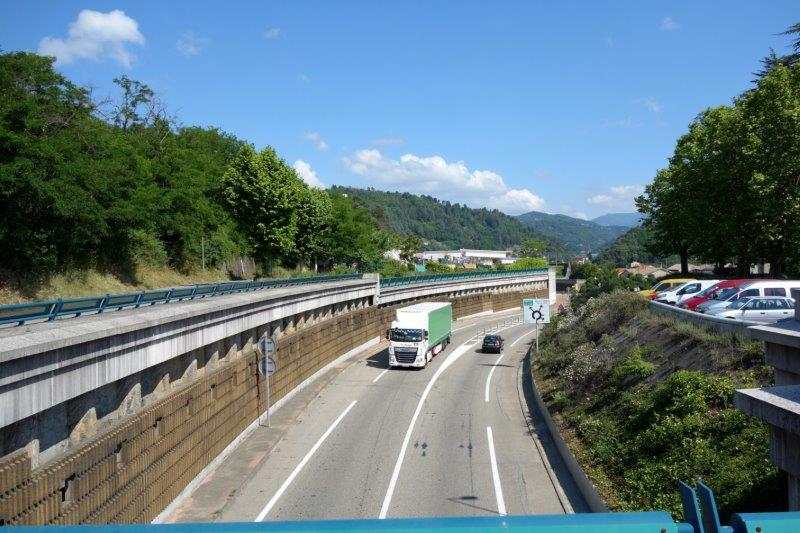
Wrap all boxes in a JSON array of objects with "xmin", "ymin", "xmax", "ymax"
[{"xmin": 167, "ymin": 311, "xmax": 583, "ymax": 522}]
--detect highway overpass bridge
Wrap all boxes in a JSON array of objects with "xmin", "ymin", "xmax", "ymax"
[{"xmin": 0, "ymin": 268, "xmax": 560, "ymax": 525}]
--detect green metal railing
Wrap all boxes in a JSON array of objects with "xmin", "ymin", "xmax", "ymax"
[
  {"xmin": 0, "ymin": 273, "xmax": 362, "ymax": 327},
  {"xmin": 380, "ymin": 268, "xmax": 549, "ymax": 288}
]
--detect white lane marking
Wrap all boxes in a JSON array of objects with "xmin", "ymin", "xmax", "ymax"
[
  {"xmin": 484, "ymin": 328, "xmax": 538, "ymax": 403},
  {"xmin": 510, "ymin": 328, "xmax": 538, "ymax": 348},
  {"xmin": 254, "ymin": 400, "xmax": 357, "ymax": 521},
  {"xmin": 484, "ymin": 353, "xmax": 505, "ymax": 403},
  {"xmin": 379, "ymin": 322, "xmax": 520, "ymax": 519},
  {"xmin": 373, "ymin": 369, "xmax": 390, "ymax": 383},
  {"xmin": 486, "ymin": 426, "xmax": 507, "ymax": 516}
]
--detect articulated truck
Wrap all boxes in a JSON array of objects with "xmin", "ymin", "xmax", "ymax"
[{"xmin": 388, "ymin": 302, "xmax": 453, "ymax": 368}]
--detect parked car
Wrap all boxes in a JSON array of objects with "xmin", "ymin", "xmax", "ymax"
[
  {"xmin": 639, "ymin": 278, "xmax": 696, "ymax": 300},
  {"xmin": 654, "ymin": 280, "xmax": 719, "ymax": 305},
  {"xmin": 709, "ymin": 296, "xmax": 796, "ymax": 324},
  {"xmin": 698, "ymin": 280, "xmax": 800, "ymax": 314},
  {"xmin": 481, "ymin": 335, "xmax": 504, "ymax": 353},
  {"xmin": 678, "ymin": 279, "xmax": 749, "ymax": 311}
]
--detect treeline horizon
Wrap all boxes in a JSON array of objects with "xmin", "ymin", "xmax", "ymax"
[{"xmin": 0, "ymin": 52, "xmax": 395, "ymax": 281}]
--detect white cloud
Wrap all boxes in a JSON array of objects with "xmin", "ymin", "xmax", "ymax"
[
  {"xmin": 587, "ymin": 184, "xmax": 644, "ymax": 208},
  {"xmin": 660, "ymin": 17, "xmax": 680, "ymax": 31},
  {"xmin": 38, "ymin": 9, "xmax": 144, "ymax": 68},
  {"xmin": 303, "ymin": 131, "xmax": 329, "ymax": 151},
  {"xmin": 293, "ymin": 160, "xmax": 325, "ymax": 188},
  {"xmin": 176, "ymin": 31, "xmax": 207, "ymax": 57},
  {"xmin": 342, "ymin": 149, "xmax": 545, "ymax": 215},
  {"xmin": 371, "ymin": 137, "xmax": 405, "ymax": 147},
  {"xmin": 636, "ymin": 97, "xmax": 663, "ymax": 113},
  {"xmin": 587, "ymin": 194, "xmax": 613, "ymax": 206},
  {"xmin": 264, "ymin": 27, "xmax": 282, "ymax": 39}
]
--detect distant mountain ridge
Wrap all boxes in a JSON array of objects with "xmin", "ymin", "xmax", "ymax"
[
  {"xmin": 332, "ymin": 186, "xmax": 556, "ymax": 251},
  {"xmin": 516, "ymin": 210, "xmax": 629, "ymax": 254},
  {"xmin": 591, "ymin": 212, "xmax": 642, "ymax": 228}
]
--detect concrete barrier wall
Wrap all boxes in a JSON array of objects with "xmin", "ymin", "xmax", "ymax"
[
  {"xmin": 648, "ymin": 300, "xmax": 758, "ymax": 333},
  {"xmin": 0, "ymin": 281, "xmax": 549, "ymax": 526}
]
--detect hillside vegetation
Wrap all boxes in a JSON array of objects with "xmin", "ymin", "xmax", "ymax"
[
  {"xmin": 333, "ymin": 186, "xmax": 553, "ymax": 251},
  {"xmin": 0, "ymin": 52, "xmax": 391, "ymax": 286},
  {"xmin": 596, "ymin": 226, "xmax": 676, "ymax": 267},
  {"xmin": 534, "ymin": 292, "xmax": 782, "ymax": 519},
  {"xmin": 517, "ymin": 210, "xmax": 628, "ymax": 253}
]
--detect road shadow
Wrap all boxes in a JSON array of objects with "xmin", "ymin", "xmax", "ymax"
[
  {"xmin": 366, "ymin": 348, "xmax": 390, "ymax": 369},
  {"xmin": 446, "ymin": 496, "xmax": 501, "ymax": 515}
]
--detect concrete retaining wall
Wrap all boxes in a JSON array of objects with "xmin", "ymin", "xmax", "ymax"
[{"xmin": 648, "ymin": 300, "xmax": 758, "ymax": 333}]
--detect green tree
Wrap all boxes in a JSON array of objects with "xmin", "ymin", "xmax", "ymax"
[
  {"xmin": 295, "ymin": 187, "xmax": 333, "ymax": 271},
  {"xmin": 397, "ymin": 234, "xmax": 422, "ymax": 263},
  {"xmin": 520, "ymin": 238, "xmax": 547, "ymax": 258},
  {"xmin": 221, "ymin": 146, "xmax": 306, "ymax": 268},
  {"xmin": 323, "ymin": 193, "xmax": 389, "ymax": 271}
]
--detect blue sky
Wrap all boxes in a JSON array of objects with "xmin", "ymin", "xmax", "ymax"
[{"xmin": 2, "ymin": 2, "xmax": 798, "ymax": 219}]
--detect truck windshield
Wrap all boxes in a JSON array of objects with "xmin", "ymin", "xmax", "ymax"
[{"xmin": 390, "ymin": 328, "xmax": 424, "ymax": 342}]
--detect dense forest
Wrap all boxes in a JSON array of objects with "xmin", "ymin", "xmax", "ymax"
[
  {"xmin": 332, "ymin": 186, "xmax": 558, "ymax": 252},
  {"xmin": 0, "ymin": 52, "xmax": 390, "ymax": 283},
  {"xmin": 637, "ymin": 24, "xmax": 800, "ymax": 276},
  {"xmin": 516, "ymin": 210, "xmax": 628, "ymax": 254}
]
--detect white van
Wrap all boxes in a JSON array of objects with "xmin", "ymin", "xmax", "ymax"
[{"xmin": 700, "ymin": 280, "xmax": 800, "ymax": 314}]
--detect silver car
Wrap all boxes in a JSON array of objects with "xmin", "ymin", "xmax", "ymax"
[{"xmin": 710, "ymin": 296, "xmax": 796, "ymax": 323}]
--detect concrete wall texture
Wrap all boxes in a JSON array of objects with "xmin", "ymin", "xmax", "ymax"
[{"xmin": 0, "ymin": 272, "xmax": 548, "ymax": 526}]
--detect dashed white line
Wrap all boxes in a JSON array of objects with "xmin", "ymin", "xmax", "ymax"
[
  {"xmin": 484, "ymin": 353, "xmax": 505, "ymax": 403},
  {"xmin": 484, "ymin": 328, "xmax": 538, "ymax": 403},
  {"xmin": 486, "ymin": 426, "xmax": 507, "ymax": 515},
  {"xmin": 254, "ymin": 400, "xmax": 357, "ymax": 521},
  {"xmin": 372, "ymin": 369, "xmax": 390, "ymax": 383}
]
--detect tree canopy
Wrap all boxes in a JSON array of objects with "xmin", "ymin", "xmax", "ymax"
[
  {"xmin": 637, "ymin": 55, "xmax": 800, "ymax": 276},
  {"xmin": 0, "ymin": 51, "xmax": 391, "ymax": 279}
]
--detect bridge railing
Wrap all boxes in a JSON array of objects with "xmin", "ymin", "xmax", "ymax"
[
  {"xmin": 0, "ymin": 273, "xmax": 363, "ymax": 327},
  {"xmin": 380, "ymin": 268, "xmax": 549, "ymax": 288}
]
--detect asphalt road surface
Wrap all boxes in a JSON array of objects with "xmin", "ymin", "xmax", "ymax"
[{"xmin": 165, "ymin": 310, "xmax": 585, "ymax": 523}]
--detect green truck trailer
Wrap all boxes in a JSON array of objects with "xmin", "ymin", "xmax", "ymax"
[{"xmin": 388, "ymin": 302, "xmax": 453, "ymax": 368}]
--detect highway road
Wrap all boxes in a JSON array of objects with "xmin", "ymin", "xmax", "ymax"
[{"xmin": 164, "ymin": 310, "xmax": 586, "ymax": 523}]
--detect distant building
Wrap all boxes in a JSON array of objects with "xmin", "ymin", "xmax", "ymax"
[{"xmin": 415, "ymin": 249, "xmax": 517, "ymax": 266}]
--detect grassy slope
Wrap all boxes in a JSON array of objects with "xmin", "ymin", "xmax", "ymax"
[
  {"xmin": 0, "ymin": 267, "xmax": 232, "ymax": 305},
  {"xmin": 534, "ymin": 292, "xmax": 783, "ymax": 519}
]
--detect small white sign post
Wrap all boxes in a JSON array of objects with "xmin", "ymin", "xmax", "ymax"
[
  {"xmin": 522, "ymin": 298, "xmax": 551, "ymax": 352},
  {"xmin": 257, "ymin": 336, "xmax": 277, "ymax": 427}
]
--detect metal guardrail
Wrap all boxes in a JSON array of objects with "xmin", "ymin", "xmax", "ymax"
[
  {"xmin": 0, "ymin": 274, "xmax": 362, "ymax": 327},
  {"xmin": 0, "ymin": 268, "xmax": 550, "ymax": 328},
  {"xmin": 380, "ymin": 268, "xmax": 549, "ymax": 288}
]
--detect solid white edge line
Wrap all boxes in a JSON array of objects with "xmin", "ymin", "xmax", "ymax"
[
  {"xmin": 485, "ymin": 328, "xmax": 537, "ymax": 403},
  {"xmin": 379, "ymin": 321, "xmax": 522, "ymax": 519},
  {"xmin": 486, "ymin": 426, "xmax": 507, "ymax": 516},
  {"xmin": 484, "ymin": 353, "xmax": 505, "ymax": 403},
  {"xmin": 254, "ymin": 400, "xmax": 358, "ymax": 522},
  {"xmin": 372, "ymin": 369, "xmax": 390, "ymax": 383}
]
